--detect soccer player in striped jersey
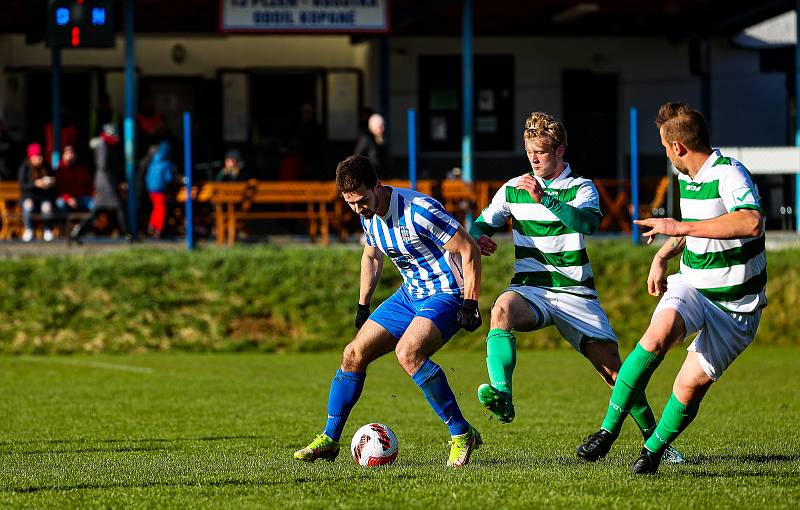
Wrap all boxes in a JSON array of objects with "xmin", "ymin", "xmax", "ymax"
[
  {"xmin": 577, "ymin": 102, "xmax": 766, "ymax": 474},
  {"xmin": 294, "ymin": 155, "xmax": 484, "ymax": 467},
  {"xmin": 471, "ymin": 111, "xmax": 683, "ymax": 463}
]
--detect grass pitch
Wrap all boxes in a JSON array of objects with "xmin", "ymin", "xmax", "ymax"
[{"xmin": 1, "ymin": 348, "xmax": 798, "ymax": 509}]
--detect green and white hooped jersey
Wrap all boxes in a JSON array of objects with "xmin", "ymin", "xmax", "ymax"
[
  {"xmin": 678, "ymin": 150, "xmax": 766, "ymax": 313},
  {"xmin": 479, "ymin": 165, "xmax": 601, "ymax": 298}
]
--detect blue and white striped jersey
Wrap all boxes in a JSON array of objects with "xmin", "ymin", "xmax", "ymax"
[{"xmin": 361, "ymin": 187, "xmax": 464, "ymax": 298}]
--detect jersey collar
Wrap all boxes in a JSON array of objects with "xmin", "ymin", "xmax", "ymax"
[{"xmin": 692, "ymin": 149, "xmax": 721, "ymax": 181}]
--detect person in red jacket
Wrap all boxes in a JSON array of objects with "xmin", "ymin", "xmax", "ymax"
[{"xmin": 55, "ymin": 145, "xmax": 95, "ymax": 212}]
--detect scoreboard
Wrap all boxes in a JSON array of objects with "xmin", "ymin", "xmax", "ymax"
[{"xmin": 47, "ymin": 0, "xmax": 115, "ymax": 48}]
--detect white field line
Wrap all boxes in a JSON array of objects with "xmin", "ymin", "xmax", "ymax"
[{"xmin": 16, "ymin": 356, "xmax": 155, "ymax": 374}]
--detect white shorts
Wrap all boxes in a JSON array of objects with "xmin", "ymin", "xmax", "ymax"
[
  {"xmin": 654, "ymin": 274, "xmax": 762, "ymax": 381},
  {"xmin": 506, "ymin": 285, "xmax": 617, "ymax": 353}
]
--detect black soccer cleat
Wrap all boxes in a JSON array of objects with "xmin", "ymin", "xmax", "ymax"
[
  {"xmin": 631, "ymin": 447, "xmax": 662, "ymax": 475},
  {"xmin": 576, "ymin": 429, "xmax": 617, "ymax": 461}
]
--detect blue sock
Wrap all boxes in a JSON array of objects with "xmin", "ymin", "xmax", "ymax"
[
  {"xmin": 412, "ymin": 359, "xmax": 470, "ymax": 436},
  {"xmin": 323, "ymin": 369, "xmax": 365, "ymax": 441}
]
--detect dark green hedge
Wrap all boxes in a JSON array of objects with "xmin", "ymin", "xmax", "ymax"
[{"xmin": 0, "ymin": 241, "xmax": 793, "ymax": 353}]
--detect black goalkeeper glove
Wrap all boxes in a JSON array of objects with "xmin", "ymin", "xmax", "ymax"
[
  {"xmin": 354, "ymin": 303, "xmax": 370, "ymax": 329},
  {"xmin": 457, "ymin": 299, "xmax": 482, "ymax": 332}
]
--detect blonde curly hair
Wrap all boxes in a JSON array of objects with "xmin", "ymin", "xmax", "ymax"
[{"xmin": 523, "ymin": 112, "xmax": 567, "ymax": 150}]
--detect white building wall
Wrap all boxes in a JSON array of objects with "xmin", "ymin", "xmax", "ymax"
[
  {"xmin": 0, "ymin": 33, "xmax": 788, "ymax": 171},
  {"xmin": 388, "ymin": 36, "xmax": 787, "ymax": 175}
]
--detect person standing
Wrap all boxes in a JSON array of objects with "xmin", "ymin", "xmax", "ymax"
[
  {"xmin": 294, "ymin": 155, "xmax": 484, "ymax": 467},
  {"xmin": 145, "ymin": 141, "xmax": 175, "ymax": 238},
  {"xmin": 354, "ymin": 113, "xmax": 388, "ymax": 175},
  {"xmin": 576, "ymin": 102, "xmax": 766, "ymax": 474},
  {"xmin": 71, "ymin": 124, "xmax": 128, "ymax": 242}
]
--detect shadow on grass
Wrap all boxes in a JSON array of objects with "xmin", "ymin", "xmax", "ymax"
[
  {"xmin": 687, "ymin": 453, "xmax": 800, "ymax": 465},
  {"xmin": 2, "ymin": 478, "xmax": 284, "ymax": 494},
  {"xmin": 0, "ymin": 435, "xmax": 267, "ymax": 456}
]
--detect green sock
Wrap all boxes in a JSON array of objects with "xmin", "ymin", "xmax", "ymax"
[
  {"xmin": 629, "ymin": 392, "xmax": 658, "ymax": 439},
  {"xmin": 601, "ymin": 344, "xmax": 663, "ymax": 436},
  {"xmin": 486, "ymin": 328, "xmax": 516, "ymax": 396},
  {"xmin": 644, "ymin": 393, "xmax": 700, "ymax": 454}
]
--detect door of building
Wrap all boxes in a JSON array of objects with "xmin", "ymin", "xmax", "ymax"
[
  {"xmin": 25, "ymin": 70, "xmax": 92, "ymax": 163},
  {"xmin": 562, "ymin": 70, "xmax": 618, "ymax": 179},
  {"xmin": 249, "ymin": 70, "xmax": 324, "ymax": 180}
]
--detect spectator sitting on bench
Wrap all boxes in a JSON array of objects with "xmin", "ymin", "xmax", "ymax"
[
  {"xmin": 216, "ymin": 149, "xmax": 248, "ymax": 182},
  {"xmin": 55, "ymin": 145, "xmax": 95, "ymax": 214},
  {"xmin": 18, "ymin": 142, "xmax": 56, "ymax": 242}
]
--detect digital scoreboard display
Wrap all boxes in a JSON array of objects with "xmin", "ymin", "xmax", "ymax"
[{"xmin": 47, "ymin": 0, "xmax": 115, "ymax": 48}]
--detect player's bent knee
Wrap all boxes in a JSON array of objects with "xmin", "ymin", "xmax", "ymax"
[
  {"xmin": 341, "ymin": 342, "xmax": 367, "ymax": 372},
  {"xmin": 394, "ymin": 343, "xmax": 422, "ymax": 375},
  {"xmin": 490, "ymin": 300, "xmax": 512, "ymax": 328}
]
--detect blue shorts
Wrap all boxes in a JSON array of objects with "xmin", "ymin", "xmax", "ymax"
[{"xmin": 369, "ymin": 286, "xmax": 463, "ymax": 343}]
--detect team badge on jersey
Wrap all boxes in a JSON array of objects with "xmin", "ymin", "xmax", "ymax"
[{"xmin": 399, "ymin": 226, "xmax": 411, "ymax": 243}]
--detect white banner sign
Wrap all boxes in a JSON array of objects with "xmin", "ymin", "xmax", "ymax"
[{"xmin": 221, "ymin": 0, "xmax": 389, "ymax": 33}]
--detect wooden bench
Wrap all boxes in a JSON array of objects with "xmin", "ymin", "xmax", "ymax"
[
  {"xmin": 440, "ymin": 180, "xmax": 491, "ymax": 220},
  {"xmin": 207, "ymin": 181, "xmax": 251, "ymax": 245},
  {"xmin": 595, "ymin": 179, "xmax": 631, "ymax": 232},
  {"xmin": 225, "ymin": 180, "xmax": 339, "ymax": 245},
  {"xmin": 0, "ymin": 182, "xmax": 94, "ymax": 242},
  {"xmin": 638, "ymin": 176, "xmax": 670, "ymax": 219},
  {"xmin": 0, "ymin": 181, "xmax": 22, "ymax": 240}
]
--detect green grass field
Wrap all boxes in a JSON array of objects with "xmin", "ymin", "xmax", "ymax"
[{"xmin": 2, "ymin": 348, "xmax": 798, "ymax": 508}]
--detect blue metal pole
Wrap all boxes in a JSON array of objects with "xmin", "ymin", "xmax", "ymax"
[
  {"xmin": 795, "ymin": 0, "xmax": 800, "ymax": 233},
  {"xmin": 630, "ymin": 107, "xmax": 640, "ymax": 244},
  {"xmin": 462, "ymin": 0, "xmax": 473, "ymax": 185},
  {"xmin": 183, "ymin": 112, "xmax": 194, "ymax": 251},
  {"xmin": 462, "ymin": 0, "xmax": 474, "ymax": 227},
  {"xmin": 51, "ymin": 46, "xmax": 61, "ymax": 169},
  {"xmin": 408, "ymin": 108, "xmax": 417, "ymax": 190},
  {"xmin": 124, "ymin": 0, "xmax": 137, "ymax": 238}
]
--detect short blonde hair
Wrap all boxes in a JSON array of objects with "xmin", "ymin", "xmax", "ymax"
[{"xmin": 524, "ymin": 112, "xmax": 567, "ymax": 150}]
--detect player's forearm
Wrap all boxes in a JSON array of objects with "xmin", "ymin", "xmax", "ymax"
[
  {"xmin": 540, "ymin": 195, "xmax": 600, "ymax": 235},
  {"xmin": 469, "ymin": 214, "xmax": 502, "ymax": 240},
  {"xmin": 682, "ymin": 210, "xmax": 763, "ymax": 240},
  {"xmin": 460, "ymin": 241, "xmax": 482, "ymax": 301},
  {"xmin": 655, "ymin": 236, "xmax": 686, "ymax": 260},
  {"xmin": 358, "ymin": 254, "xmax": 382, "ymax": 305}
]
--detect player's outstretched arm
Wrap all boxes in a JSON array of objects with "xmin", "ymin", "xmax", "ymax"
[
  {"xmin": 444, "ymin": 226, "xmax": 483, "ymax": 331},
  {"xmin": 634, "ymin": 209, "xmax": 763, "ymax": 244}
]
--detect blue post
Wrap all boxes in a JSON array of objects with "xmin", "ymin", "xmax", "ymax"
[
  {"xmin": 630, "ymin": 107, "xmax": 640, "ymax": 244},
  {"xmin": 50, "ymin": 46, "xmax": 61, "ymax": 169},
  {"xmin": 408, "ymin": 108, "xmax": 417, "ymax": 190},
  {"xmin": 795, "ymin": 0, "xmax": 800, "ymax": 233},
  {"xmin": 124, "ymin": 0, "xmax": 137, "ymax": 238},
  {"xmin": 183, "ymin": 112, "xmax": 194, "ymax": 251},
  {"xmin": 462, "ymin": 0, "xmax": 474, "ymax": 227},
  {"xmin": 461, "ymin": 0, "xmax": 473, "ymax": 184}
]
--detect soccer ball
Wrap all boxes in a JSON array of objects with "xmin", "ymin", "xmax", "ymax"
[{"xmin": 350, "ymin": 423, "xmax": 399, "ymax": 467}]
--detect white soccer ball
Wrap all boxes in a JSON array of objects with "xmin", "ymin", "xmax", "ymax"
[{"xmin": 350, "ymin": 423, "xmax": 399, "ymax": 467}]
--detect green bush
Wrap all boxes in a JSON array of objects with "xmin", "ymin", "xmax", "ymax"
[{"xmin": 0, "ymin": 241, "xmax": 792, "ymax": 353}]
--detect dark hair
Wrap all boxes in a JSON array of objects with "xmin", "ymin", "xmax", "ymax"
[
  {"xmin": 335, "ymin": 155, "xmax": 378, "ymax": 193},
  {"xmin": 655, "ymin": 102, "xmax": 711, "ymax": 152}
]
